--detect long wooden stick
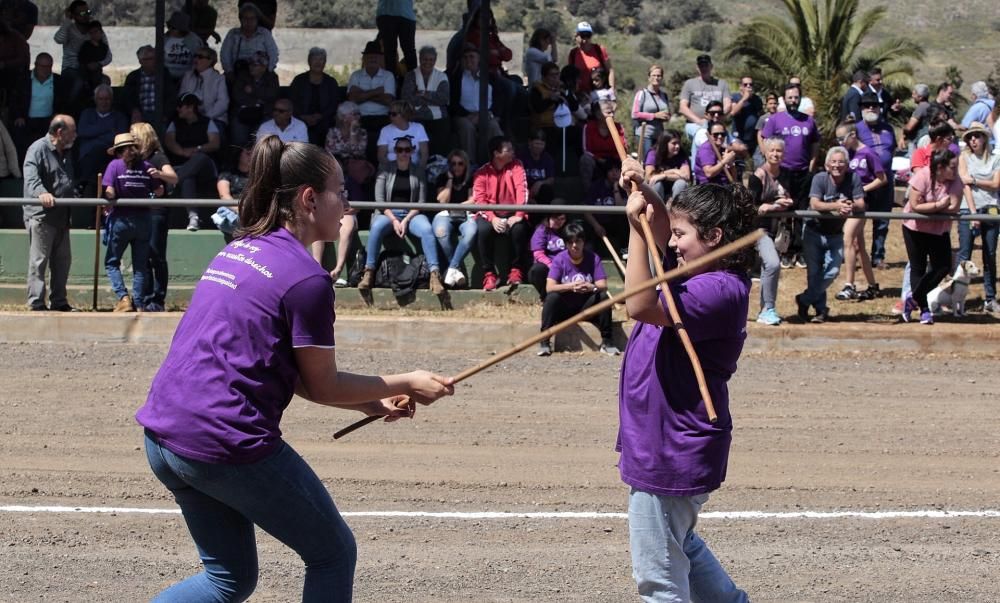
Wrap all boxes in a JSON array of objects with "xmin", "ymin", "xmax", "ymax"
[
  {"xmin": 332, "ymin": 229, "xmax": 761, "ymax": 439},
  {"xmin": 709, "ymin": 137, "xmax": 737, "ymax": 184},
  {"xmin": 93, "ymin": 174, "xmax": 102, "ymax": 310},
  {"xmin": 601, "ymin": 235, "xmax": 627, "ymax": 278},
  {"xmin": 605, "ymin": 115, "xmax": 719, "ymax": 423}
]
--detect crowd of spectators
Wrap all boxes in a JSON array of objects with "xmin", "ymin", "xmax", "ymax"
[{"xmin": 3, "ymin": 0, "xmax": 1000, "ymax": 327}]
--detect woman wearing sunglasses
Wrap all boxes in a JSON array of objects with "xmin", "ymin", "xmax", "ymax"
[
  {"xmin": 377, "ymin": 100, "xmax": 429, "ymax": 168},
  {"xmin": 432, "ymin": 149, "xmax": 478, "ymax": 288}
]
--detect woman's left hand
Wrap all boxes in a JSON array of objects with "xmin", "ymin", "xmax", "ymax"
[{"xmin": 394, "ymin": 219, "xmax": 407, "ymax": 237}]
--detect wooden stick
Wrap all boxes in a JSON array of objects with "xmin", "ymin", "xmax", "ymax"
[
  {"xmin": 601, "ymin": 235, "xmax": 627, "ymax": 278},
  {"xmin": 605, "ymin": 114, "xmax": 718, "ymax": 423},
  {"xmin": 332, "ymin": 229, "xmax": 762, "ymax": 439},
  {"xmin": 93, "ymin": 173, "xmax": 102, "ymax": 311},
  {"xmin": 709, "ymin": 138, "xmax": 737, "ymax": 184}
]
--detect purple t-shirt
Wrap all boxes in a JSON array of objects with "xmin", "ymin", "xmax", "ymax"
[
  {"xmin": 848, "ymin": 146, "xmax": 885, "ymax": 186},
  {"xmin": 586, "ymin": 178, "xmax": 622, "ymax": 224},
  {"xmin": 761, "ymin": 111, "xmax": 819, "ymax": 171},
  {"xmin": 617, "ymin": 264, "xmax": 751, "ymax": 496},
  {"xmin": 693, "ymin": 141, "xmax": 728, "ymax": 185},
  {"xmin": 644, "ymin": 148, "xmax": 687, "ymax": 170},
  {"xmin": 548, "ymin": 249, "xmax": 607, "ymax": 285},
  {"xmin": 102, "ymin": 158, "xmax": 160, "ymax": 216},
  {"xmin": 517, "ymin": 150, "xmax": 555, "ymax": 187},
  {"xmin": 137, "ymin": 228, "xmax": 335, "ymax": 464},
  {"xmin": 530, "ymin": 223, "xmax": 565, "ymax": 259},
  {"xmin": 855, "ymin": 121, "xmax": 896, "ymax": 171}
]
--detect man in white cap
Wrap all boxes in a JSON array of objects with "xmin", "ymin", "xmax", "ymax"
[{"xmin": 567, "ymin": 21, "xmax": 614, "ymax": 94}]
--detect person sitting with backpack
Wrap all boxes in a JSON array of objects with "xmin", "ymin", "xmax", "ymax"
[
  {"xmin": 357, "ymin": 137, "xmax": 445, "ymax": 295},
  {"xmin": 537, "ymin": 221, "xmax": 618, "ymax": 357}
]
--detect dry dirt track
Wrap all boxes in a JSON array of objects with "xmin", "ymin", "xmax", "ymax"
[{"xmin": 2, "ymin": 340, "xmax": 1000, "ymax": 602}]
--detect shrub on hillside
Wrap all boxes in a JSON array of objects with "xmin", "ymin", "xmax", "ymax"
[
  {"xmin": 638, "ymin": 32, "xmax": 663, "ymax": 59},
  {"xmin": 689, "ymin": 24, "xmax": 716, "ymax": 52}
]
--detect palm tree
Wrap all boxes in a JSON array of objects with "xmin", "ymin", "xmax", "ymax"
[{"xmin": 723, "ymin": 0, "xmax": 924, "ymax": 137}]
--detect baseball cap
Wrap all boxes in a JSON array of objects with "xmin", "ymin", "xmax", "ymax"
[
  {"xmin": 696, "ymin": 54, "xmax": 712, "ymax": 65},
  {"xmin": 576, "ymin": 21, "xmax": 593, "ymax": 34}
]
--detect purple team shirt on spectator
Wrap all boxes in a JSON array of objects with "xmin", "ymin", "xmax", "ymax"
[
  {"xmin": 518, "ymin": 151, "xmax": 555, "ymax": 187},
  {"xmin": 102, "ymin": 158, "xmax": 160, "ymax": 216},
  {"xmin": 530, "ymin": 223, "xmax": 566, "ymax": 260},
  {"xmin": 693, "ymin": 141, "xmax": 728, "ymax": 184},
  {"xmin": 137, "ymin": 228, "xmax": 335, "ymax": 464},
  {"xmin": 761, "ymin": 111, "xmax": 819, "ymax": 171},
  {"xmin": 855, "ymin": 121, "xmax": 896, "ymax": 172},
  {"xmin": 586, "ymin": 178, "xmax": 622, "ymax": 224},
  {"xmin": 848, "ymin": 146, "xmax": 885, "ymax": 186},
  {"xmin": 617, "ymin": 262, "xmax": 750, "ymax": 496},
  {"xmin": 644, "ymin": 148, "xmax": 687, "ymax": 170},
  {"xmin": 548, "ymin": 249, "xmax": 607, "ymax": 285}
]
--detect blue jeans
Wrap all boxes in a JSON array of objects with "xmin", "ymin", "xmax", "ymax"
[
  {"xmin": 366, "ymin": 210, "xmax": 440, "ymax": 271},
  {"xmin": 145, "ymin": 208, "xmax": 170, "ymax": 306},
  {"xmin": 105, "ymin": 212, "xmax": 152, "ymax": 302},
  {"xmin": 867, "ymin": 176, "xmax": 894, "ymax": 263},
  {"xmin": 957, "ymin": 208, "xmax": 998, "ymax": 300},
  {"xmin": 800, "ymin": 225, "xmax": 844, "ymax": 314},
  {"xmin": 144, "ymin": 431, "xmax": 356, "ymax": 602},
  {"xmin": 628, "ymin": 489, "xmax": 748, "ymax": 603},
  {"xmin": 756, "ymin": 233, "xmax": 781, "ymax": 311},
  {"xmin": 432, "ymin": 212, "xmax": 477, "ymax": 270}
]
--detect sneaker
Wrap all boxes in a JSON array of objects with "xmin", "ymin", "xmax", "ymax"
[
  {"xmin": 429, "ymin": 269, "xmax": 445, "ymax": 295},
  {"xmin": 507, "ymin": 267, "xmax": 524, "ymax": 285},
  {"xmin": 600, "ymin": 342, "xmax": 621, "ymax": 356},
  {"xmin": 113, "ymin": 295, "xmax": 135, "ymax": 313},
  {"xmin": 794, "ymin": 254, "xmax": 808, "ymax": 269},
  {"xmin": 537, "ymin": 340, "xmax": 552, "ymax": 357},
  {"xmin": 443, "ymin": 267, "xmax": 462, "ymax": 287},
  {"xmin": 780, "ymin": 255, "xmax": 793, "ymax": 269},
  {"xmin": 334, "ymin": 278, "xmax": 348, "ymax": 288},
  {"xmin": 143, "ymin": 302, "xmax": 165, "ymax": 312},
  {"xmin": 919, "ymin": 311, "xmax": 934, "ymax": 325},
  {"xmin": 186, "ymin": 215, "xmax": 200, "ymax": 232},
  {"xmin": 756, "ymin": 307, "xmax": 782, "ymax": 326},
  {"xmin": 482, "ymin": 271, "xmax": 498, "ymax": 291},
  {"xmin": 982, "ymin": 299, "xmax": 1000, "ymax": 314},
  {"xmin": 856, "ymin": 283, "xmax": 880, "ymax": 301},
  {"xmin": 51, "ymin": 304, "xmax": 78, "ymax": 312},
  {"xmin": 810, "ymin": 308, "xmax": 829, "ymax": 324},
  {"xmin": 901, "ymin": 295, "xmax": 918, "ymax": 322},
  {"xmin": 357, "ymin": 268, "xmax": 374, "ymax": 290},
  {"xmin": 794, "ymin": 293, "xmax": 810, "ymax": 322},
  {"xmin": 835, "ymin": 283, "xmax": 857, "ymax": 301}
]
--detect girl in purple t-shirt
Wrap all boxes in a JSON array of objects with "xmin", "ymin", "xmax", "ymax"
[
  {"xmin": 136, "ymin": 136, "xmax": 454, "ymax": 601},
  {"xmin": 619, "ymin": 160, "xmax": 755, "ymax": 602}
]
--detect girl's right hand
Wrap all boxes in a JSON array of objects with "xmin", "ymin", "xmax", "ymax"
[
  {"xmin": 405, "ymin": 371, "xmax": 455, "ymax": 405},
  {"xmin": 620, "ymin": 157, "xmax": 645, "ymax": 186}
]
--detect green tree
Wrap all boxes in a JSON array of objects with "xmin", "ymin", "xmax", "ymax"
[
  {"xmin": 638, "ymin": 32, "xmax": 663, "ymax": 59},
  {"xmin": 689, "ymin": 24, "xmax": 715, "ymax": 52},
  {"xmin": 723, "ymin": 0, "xmax": 924, "ymax": 138}
]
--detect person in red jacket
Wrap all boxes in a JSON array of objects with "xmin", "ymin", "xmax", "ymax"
[
  {"xmin": 579, "ymin": 116, "xmax": 626, "ymax": 186},
  {"xmin": 473, "ymin": 135, "xmax": 530, "ymax": 291}
]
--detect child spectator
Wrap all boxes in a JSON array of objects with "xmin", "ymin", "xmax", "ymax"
[
  {"xmin": 528, "ymin": 212, "xmax": 567, "ymax": 301},
  {"xmin": 583, "ymin": 160, "xmax": 627, "ymax": 252},
  {"xmin": 566, "ymin": 22, "xmax": 614, "ymax": 94},
  {"xmin": 102, "ymin": 133, "xmax": 164, "ymax": 312},
  {"xmin": 473, "ymin": 135, "xmax": 530, "ymax": 291},
  {"xmin": 517, "ymin": 130, "xmax": 556, "ymax": 205},
  {"xmin": 76, "ymin": 20, "xmax": 108, "ymax": 92},
  {"xmin": 537, "ymin": 221, "xmax": 617, "ymax": 357},
  {"xmin": 579, "ymin": 116, "xmax": 626, "ymax": 187},
  {"xmin": 432, "ymin": 149, "xmax": 477, "ymax": 288}
]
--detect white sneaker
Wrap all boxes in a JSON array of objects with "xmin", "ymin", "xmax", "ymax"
[
  {"xmin": 186, "ymin": 216, "xmax": 200, "ymax": 232},
  {"xmin": 444, "ymin": 267, "xmax": 466, "ymax": 287}
]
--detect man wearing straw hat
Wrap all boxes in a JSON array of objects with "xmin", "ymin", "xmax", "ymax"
[{"xmin": 101, "ymin": 132, "xmax": 163, "ymax": 312}]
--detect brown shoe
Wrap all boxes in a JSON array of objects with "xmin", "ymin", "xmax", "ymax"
[
  {"xmin": 357, "ymin": 268, "xmax": 374, "ymax": 290},
  {"xmin": 113, "ymin": 295, "xmax": 135, "ymax": 313},
  {"xmin": 429, "ymin": 269, "xmax": 445, "ymax": 295}
]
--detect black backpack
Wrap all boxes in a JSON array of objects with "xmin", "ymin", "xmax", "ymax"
[{"xmin": 391, "ymin": 254, "xmax": 430, "ymax": 302}]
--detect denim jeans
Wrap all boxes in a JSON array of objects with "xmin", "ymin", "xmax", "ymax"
[
  {"xmin": 628, "ymin": 489, "xmax": 748, "ymax": 603},
  {"xmin": 145, "ymin": 208, "xmax": 170, "ymax": 306},
  {"xmin": 432, "ymin": 212, "xmax": 477, "ymax": 270},
  {"xmin": 867, "ymin": 177, "xmax": 894, "ymax": 263},
  {"xmin": 800, "ymin": 225, "xmax": 844, "ymax": 313},
  {"xmin": 756, "ymin": 233, "xmax": 781, "ymax": 311},
  {"xmin": 105, "ymin": 212, "xmax": 152, "ymax": 302},
  {"xmin": 144, "ymin": 431, "xmax": 357, "ymax": 602},
  {"xmin": 957, "ymin": 208, "xmax": 998, "ymax": 300},
  {"xmin": 366, "ymin": 210, "xmax": 440, "ymax": 271}
]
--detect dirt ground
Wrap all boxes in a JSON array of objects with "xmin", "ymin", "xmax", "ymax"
[{"xmin": 2, "ymin": 341, "xmax": 1000, "ymax": 602}]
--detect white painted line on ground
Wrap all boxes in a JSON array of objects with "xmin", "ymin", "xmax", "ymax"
[{"xmin": 3, "ymin": 505, "xmax": 1000, "ymax": 520}]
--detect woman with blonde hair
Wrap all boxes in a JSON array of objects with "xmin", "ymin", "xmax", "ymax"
[
  {"xmin": 130, "ymin": 122, "xmax": 178, "ymax": 312},
  {"xmin": 958, "ymin": 123, "xmax": 1000, "ymax": 312}
]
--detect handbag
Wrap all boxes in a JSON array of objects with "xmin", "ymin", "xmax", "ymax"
[{"xmin": 772, "ymin": 219, "xmax": 792, "ymax": 254}]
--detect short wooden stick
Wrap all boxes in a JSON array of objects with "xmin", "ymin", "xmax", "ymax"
[
  {"xmin": 601, "ymin": 235, "xmax": 627, "ymax": 279},
  {"xmin": 333, "ymin": 230, "xmax": 762, "ymax": 439}
]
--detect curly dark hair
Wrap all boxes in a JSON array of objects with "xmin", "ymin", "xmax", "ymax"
[{"xmin": 667, "ymin": 183, "xmax": 759, "ymax": 272}]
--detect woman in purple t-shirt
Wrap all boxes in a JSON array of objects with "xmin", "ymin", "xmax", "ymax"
[
  {"xmin": 643, "ymin": 129, "xmax": 689, "ymax": 201},
  {"xmin": 136, "ymin": 136, "xmax": 454, "ymax": 601},
  {"xmin": 619, "ymin": 159, "xmax": 755, "ymax": 602}
]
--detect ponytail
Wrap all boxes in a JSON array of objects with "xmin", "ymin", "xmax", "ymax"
[{"xmin": 237, "ymin": 135, "xmax": 338, "ymax": 238}]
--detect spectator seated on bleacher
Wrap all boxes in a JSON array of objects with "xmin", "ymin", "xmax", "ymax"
[
  {"xmin": 228, "ymin": 50, "xmax": 278, "ymax": 147},
  {"xmin": 644, "ymin": 129, "xmax": 690, "ymax": 201},
  {"xmin": 528, "ymin": 61, "xmax": 565, "ymax": 132},
  {"xmin": 528, "ymin": 211, "xmax": 567, "ymax": 302},
  {"xmin": 450, "ymin": 45, "xmax": 502, "ymax": 165},
  {"xmin": 288, "ymin": 47, "xmax": 341, "ymax": 146},
  {"xmin": 179, "ymin": 47, "xmax": 228, "ymax": 129},
  {"xmin": 432, "ymin": 148, "xmax": 477, "ymax": 289},
  {"xmin": 121, "ymin": 45, "xmax": 178, "ymax": 132},
  {"xmin": 75, "ymin": 84, "xmax": 128, "ymax": 198},
  {"xmin": 348, "ymin": 41, "xmax": 396, "ymax": 162},
  {"xmin": 0, "ymin": 119, "xmax": 22, "ymax": 226},
  {"xmin": 401, "ymin": 45, "xmax": 450, "ymax": 158},
  {"xmin": 578, "ymin": 115, "xmax": 626, "ymax": 188},
  {"xmin": 536, "ymin": 221, "xmax": 618, "ymax": 357},
  {"xmin": 163, "ymin": 11, "xmax": 204, "ymax": 86},
  {"xmin": 582, "ymin": 159, "xmax": 627, "ymax": 252},
  {"xmin": 473, "ymin": 135, "xmax": 529, "ymax": 291},
  {"xmin": 377, "ymin": 100, "xmax": 429, "ymax": 168},
  {"xmin": 257, "ymin": 98, "xmax": 308, "ymax": 143},
  {"xmin": 216, "ymin": 141, "xmax": 250, "ymax": 242},
  {"xmin": 183, "ymin": 0, "xmax": 219, "ymax": 45},
  {"xmin": 357, "ymin": 137, "xmax": 445, "ymax": 296},
  {"xmin": 516, "ymin": 130, "xmax": 555, "ymax": 205},
  {"xmin": 220, "ymin": 2, "xmax": 278, "ymax": 82},
  {"xmin": 164, "ymin": 93, "xmax": 220, "ymax": 231},
  {"xmin": 325, "ymin": 101, "xmax": 373, "ymax": 205},
  {"xmin": 12, "ymin": 53, "xmax": 72, "ymax": 161}
]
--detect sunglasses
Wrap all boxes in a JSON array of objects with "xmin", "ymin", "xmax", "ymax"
[
  {"xmin": 395, "ymin": 147, "xmax": 413, "ymax": 153},
  {"xmin": 711, "ymin": 132, "xmax": 727, "ymax": 138},
  {"xmin": 741, "ymin": 82, "xmax": 753, "ymax": 87},
  {"xmin": 707, "ymin": 111, "xmax": 723, "ymax": 116}
]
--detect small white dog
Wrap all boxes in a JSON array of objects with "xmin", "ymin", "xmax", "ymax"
[{"xmin": 927, "ymin": 260, "xmax": 980, "ymax": 316}]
